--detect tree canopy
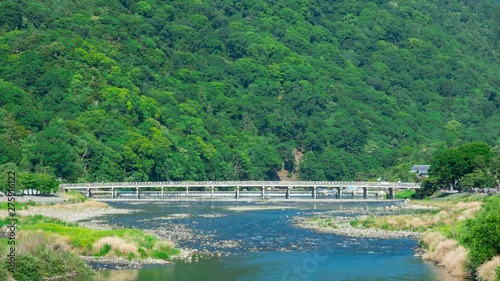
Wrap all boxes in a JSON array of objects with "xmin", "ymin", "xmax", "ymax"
[
  {"xmin": 416, "ymin": 142, "xmax": 498, "ymax": 196},
  {"xmin": 0, "ymin": 0, "xmax": 499, "ymax": 184}
]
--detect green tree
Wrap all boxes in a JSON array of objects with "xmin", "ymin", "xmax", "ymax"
[
  {"xmin": 19, "ymin": 173, "xmax": 59, "ymax": 195},
  {"xmin": 461, "ymin": 169, "xmax": 496, "ymax": 191},
  {"xmin": 429, "ymin": 143, "xmax": 495, "ymax": 191},
  {"xmin": 0, "ymin": 1, "xmax": 23, "ymax": 30}
]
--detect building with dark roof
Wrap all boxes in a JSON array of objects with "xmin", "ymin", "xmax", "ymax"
[{"xmin": 410, "ymin": 165, "xmax": 430, "ymax": 179}]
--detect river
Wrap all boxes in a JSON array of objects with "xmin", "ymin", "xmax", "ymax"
[{"xmin": 70, "ymin": 201, "xmax": 462, "ymax": 281}]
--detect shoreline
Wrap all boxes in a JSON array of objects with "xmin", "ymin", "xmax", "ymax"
[{"xmin": 13, "ymin": 196, "xmax": 191, "ymax": 270}]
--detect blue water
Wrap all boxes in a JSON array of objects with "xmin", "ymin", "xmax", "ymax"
[{"xmin": 80, "ymin": 201, "xmax": 462, "ymax": 281}]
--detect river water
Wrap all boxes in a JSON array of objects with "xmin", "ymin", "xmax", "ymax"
[{"xmin": 73, "ymin": 201, "xmax": 462, "ymax": 281}]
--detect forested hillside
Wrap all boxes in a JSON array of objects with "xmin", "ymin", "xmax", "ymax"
[{"xmin": 0, "ymin": 0, "xmax": 499, "ymax": 183}]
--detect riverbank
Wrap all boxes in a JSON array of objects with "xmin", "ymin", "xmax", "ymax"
[{"xmin": 0, "ymin": 194, "xmax": 185, "ymax": 280}]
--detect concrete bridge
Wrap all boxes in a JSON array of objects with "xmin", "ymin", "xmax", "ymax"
[{"xmin": 61, "ymin": 181, "xmax": 420, "ymax": 200}]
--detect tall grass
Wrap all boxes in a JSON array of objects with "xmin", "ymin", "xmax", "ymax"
[
  {"xmin": 350, "ymin": 201, "xmax": 480, "ymax": 232},
  {"xmin": 418, "ymin": 195, "xmax": 500, "ymax": 279},
  {"xmin": 477, "ymin": 256, "xmax": 500, "ymax": 281},
  {"xmin": 92, "ymin": 237, "xmax": 139, "ymax": 257},
  {"xmin": 420, "ymin": 233, "xmax": 468, "ymax": 277}
]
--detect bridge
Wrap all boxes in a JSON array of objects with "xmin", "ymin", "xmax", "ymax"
[{"xmin": 61, "ymin": 181, "xmax": 420, "ymax": 200}]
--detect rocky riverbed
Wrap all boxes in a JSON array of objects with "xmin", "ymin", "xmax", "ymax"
[
  {"xmin": 294, "ymin": 215, "xmax": 419, "ymax": 239},
  {"xmin": 292, "ymin": 204, "xmax": 429, "ymax": 239},
  {"xmin": 17, "ymin": 200, "xmax": 134, "ymax": 224}
]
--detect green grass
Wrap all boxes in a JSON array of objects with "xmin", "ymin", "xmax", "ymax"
[
  {"xmin": 395, "ymin": 190, "xmax": 416, "ymax": 199},
  {"xmin": 23, "ymin": 222, "xmax": 155, "ymax": 253},
  {"xmin": 98, "ymin": 244, "xmax": 112, "ymax": 256},
  {"xmin": 64, "ymin": 191, "xmax": 88, "ymax": 203},
  {"xmin": 0, "ymin": 214, "xmax": 179, "ymax": 260},
  {"xmin": 0, "ymin": 200, "xmax": 36, "ymax": 210}
]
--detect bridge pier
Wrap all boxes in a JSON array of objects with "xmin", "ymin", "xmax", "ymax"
[
  {"xmin": 211, "ymin": 186, "xmax": 214, "ymax": 198},
  {"xmin": 87, "ymin": 188, "xmax": 92, "ymax": 198},
  {"xmin": 312, "ymin": 187, "xmax": 317, "ymax": 199},
  {"xmin": 363, "ymin": 187, "xmax": 367, "ymax": 199},
  {"xmin": 261, "ymin": 186, "xmax": 265, "ymax": 199},
  {"xmin": 336, "ymin": 187, "xmax": 343, "ymax": 199},
  {"xmin": 389, "ymin": 187, "xmax": 394, "ymax": 199},
  {"xmin": 161, "ymin": 186, "xmax": 164, "ymax": 198},
  {"xmin": 136, "ymin": 187, "xmax": 140, "ymax": 199},
  {"xmin": 235, "ymin": 186, "xmax": 239, "ymax": 199},
  {"xmin": 285, "ymin": 187, "xmax": 290, "ymax": 199},
  {"xmin": 186, "ymin": 187, "xmax": 189, "ymax": 197},
  {"xmin": 111, "ymin": 188, "xmax": 115, "ymax": 199}
]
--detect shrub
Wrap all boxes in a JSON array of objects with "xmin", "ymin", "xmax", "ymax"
[
  {"xmin": 395, "ymin": 190, "xmax": 416, "ymax": 199},
  {"xmin": 65, "ymin": 191, "xmax": 88, "ymax": 203},
  {"xmin": 14, "ymin": 254, "xmax": 43, "ymax": 281},
  {"xmin": 0, "ymin": 255, "xmax": 8, "ymax": 281},
  {"xmin": 13, "ymin": 231, "xmax": 92, "ymax": 280},
  {"xmin": 151, "ymin": 250, "xmax": 170, "ymax": 260},
  {"xmin": 459, "ymin": 195, "xmax": 500, "ymax": 270},
  {"xmin": 99, "ymin": 244, "xmax": 112, "ymax": 256},
  {"xmin": 362, "ymin": 215, "xmax": 375, "ymax": 228}
]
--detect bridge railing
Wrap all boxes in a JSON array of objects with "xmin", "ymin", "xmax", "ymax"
[{"xmin": 60, "ymin": 181, "xmax": 420, "ymax": 189}]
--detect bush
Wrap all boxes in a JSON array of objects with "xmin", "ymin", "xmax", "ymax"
[
  {"xmin": 350, "ymin": 219, "xmax": 359, "ymax": 227},
  {"xmin": 415, "ymin": 178, "xmax": 440, "ymax": 199},
  {"xmin": 151, "ymin": 250, "xmax": 170, "ymax": 260},
  {"xmin": 65, "ymin": 191, "xmax": 88, "ymax": 203},
  {"xmin": 12, "ymin": 231, "xmax": 92, "ymax": 280},
  {"xmin": 14, "ymin": 254, "xmax": 43, "ymax": 281},
  {"xmin": 459, "ymin": 195, "xmax": 500, "ymax": 271},
  {"xmin": 99, "ymin": 244, "xmax": 112, "ymax": 256},
  {"xmin": 395, "ymin": 190, "xmax": 416, "ymax": 199},
  {"xmin": 0, "ymin": 259, "xmax": 8, "ymax": 281}
]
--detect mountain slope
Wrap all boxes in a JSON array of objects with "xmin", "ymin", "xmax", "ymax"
[{"xmin": 0, "ymin": 0, "xmax": 498, "ymax": 182}]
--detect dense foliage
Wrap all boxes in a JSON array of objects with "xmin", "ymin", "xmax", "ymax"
[
  {"xmin": 0, "ymin": 0, "xmax": 499, "ymax": 183},
  {"xmin": 415, "ymin": 142, "xmax": 499, "ymax": 197},
  {"xmin": 459, "ymin": 195, "xmax": 500, "ymax": 272}
]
